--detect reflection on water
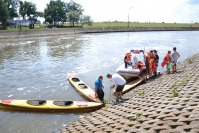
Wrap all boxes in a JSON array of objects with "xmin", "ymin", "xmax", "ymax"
[{"xmin": 0, "ymin": 31, "xmax": 199, "ymax": 132}]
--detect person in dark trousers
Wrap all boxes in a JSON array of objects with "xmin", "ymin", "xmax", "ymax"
[
  {"xmin": 144, "ymin": 53, "xmax": 149, "ymax": 76},
  {"xmin": 94, "ymin": 75, "xmax": 104, "ymax": 103},
  {"xmin": 154, "ymin": 50, "xmax": 159, "ymax": 76}
]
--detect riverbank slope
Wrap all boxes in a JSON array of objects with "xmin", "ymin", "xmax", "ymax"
[
  {"xmin": 62, "ymin": 53, "xmax": 199, "ymax": 133},
  {"xmin": 1, "ymin": 27, "xmax": 199, "ymax": 39}
]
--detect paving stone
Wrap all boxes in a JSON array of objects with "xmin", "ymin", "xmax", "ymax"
[
  {"xmin": 190, "ymin": 129, "xmax": 199, "ymax": 133},
  {"xmin": 152, "ymin": 125, "xmax": 171, "ymax": 132},
  {"xmin": 159, "ymin": 129, "xmax": 183, "ymax": 133},
  {"xmin": 166, "ymin": 121, "xmax": 186, "ymax": 129},
  {"xmin": 177, "ymin": 118, "xmax": 199, "ymax": 125}
]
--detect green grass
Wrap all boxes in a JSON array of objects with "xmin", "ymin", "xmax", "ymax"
[
  {"xmin": 137, "ymin": 90, "xmax": 145, "ymax": 96},
  {"xmin": 170, "ymin": 75, "xmax": 193, "ymax": 98},
  {"xmin": 1, "ymin": 22, "xmax": 199, "ymax": 31},
  {"xmin": 171, "ymin": 88, "xmax": 180, "ymax": 97},
  {"xmin": 188, "ymin": 58, "xmax": 193, "ymax": 64},
  {"xmin": 82, "ymin": 22, "xmax": 199, "ymax": 28},
  {"xmin": 127, "ymin": 112, "xmax": 142, "ymax": 121}
]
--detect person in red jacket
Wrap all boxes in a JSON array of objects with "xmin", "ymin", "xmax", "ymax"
[
  {"xmin": 124, "ymin": 52, "xmax": 132, "ymax": 68},
  {"xmin": 161, "ymin": 51, "xmax": 171, "ymax": 74}
]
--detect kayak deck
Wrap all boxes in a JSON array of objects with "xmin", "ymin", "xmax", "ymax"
[
  {"xmin": 0, "ymin": 100, "xmax": 104, "ymax": 113},
  {"xmin": 68, "ymin": 75, "xmax": 101, "ymax": 103}
]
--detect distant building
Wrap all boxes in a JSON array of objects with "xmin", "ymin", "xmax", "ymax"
[
  {"xmin": 8, "ymin": 20, "xmax": 30, "ymax": 27},
  {"xmin": 35, "ymin": 20, "xmax": 41, "ymax": 24}
]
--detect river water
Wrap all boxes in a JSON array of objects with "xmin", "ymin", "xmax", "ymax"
[{"xmin": 0, "ymin": 31, "xmax": 199, "ymax": 133}]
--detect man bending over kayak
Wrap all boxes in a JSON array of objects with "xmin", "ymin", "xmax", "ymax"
[{"xmin": 107, "ymin": 73, "xmax": 126, "ymax": 104}]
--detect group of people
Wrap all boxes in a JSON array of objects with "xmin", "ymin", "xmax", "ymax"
[
  {"xmin": 94, "ymin": 73, "xmax": 126, "ymax": 104},
  {"xmin": 161, "ymin": 47, "xmax": 180, "ymax": 74},
  {"xmin": 124, "ymin": 49, "xmax": 160, "ymax": 81},
  {"xmin": 94, "ymin": 47, "xmax": 180, "ymax": 104},
  {"xmin": 142, "ymin": 49, "xmax": 160, "ymax": 78}
]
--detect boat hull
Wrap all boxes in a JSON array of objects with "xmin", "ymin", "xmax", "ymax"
[
  {"xmin": 0, "ymin": 100, "xmax": 103, "ymax": 112},
  {"xmin": 116, "ymin": 64, "xmax": 140, "ymax": 80}
]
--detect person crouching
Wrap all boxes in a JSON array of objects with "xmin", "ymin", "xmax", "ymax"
[{"xmin": 138, "ymin": 64, "xmax": 147, "ymax": 81}]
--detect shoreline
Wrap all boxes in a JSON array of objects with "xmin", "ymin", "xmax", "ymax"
[
  {"xmin": 62, "ymin": 53, "xmax": 199, "ymax": 132},
  {"xmin": 1, "ymin": 27, "xmax": 199, "ymax": 39}
]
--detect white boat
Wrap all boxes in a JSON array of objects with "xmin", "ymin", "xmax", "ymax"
[
  {"xmin": 116, "ymin": 50, "xmax": 145, "ymax": 80},
  {"xmin": 116, "ymin": 64, "xmax": 140, "ymax": 80}
]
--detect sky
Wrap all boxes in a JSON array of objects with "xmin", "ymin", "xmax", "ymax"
[{"xmin": 26, "ymin": 0, "xmax": 199, "ymax": 23}]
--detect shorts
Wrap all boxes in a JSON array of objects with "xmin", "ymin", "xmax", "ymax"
[
  {"xmin": 172, "ymin": 61, "xmax": 176, "ymax": 66},
  {"xmin": 138, "ymin": 70, "xmax": 147, "ymax": 77},
  {"xmin": 116, "ymin": 85, "xmax": 125, "ymax": 92}
]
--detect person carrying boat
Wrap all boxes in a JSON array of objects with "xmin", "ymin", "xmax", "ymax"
[
  {"xmin": 124, "ymin": 52, "xmax": 132, "ymax": 68},
  {"xmin": 161, "ymin": 51, "xmax": 171, "ymax": 74},
  {"xmin": 153, "ymin": 50, "xmax": 159, "ymax": 76},
  {"xmin": 107, "ymin": 73, "xmax": 126, "ymax": 104},
  {"xmin": 94, "ymin": 75, "xmax": 104, "ymax": 103},
  {"xmin": 171, "ymin": 47, "xmax": 180, "ymax": 73}
]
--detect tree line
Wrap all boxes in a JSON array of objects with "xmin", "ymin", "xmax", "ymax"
[{"xmin": 0, "ymin": 0, "xmax": 92, "ymax": 29}]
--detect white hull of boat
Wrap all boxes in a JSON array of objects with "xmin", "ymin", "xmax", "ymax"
[{"xmin": 116, "ymin": 64, "xmax": 140, "ymax": 80}]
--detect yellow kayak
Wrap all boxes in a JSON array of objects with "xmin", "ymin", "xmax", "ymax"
[
  {"xmin": 67, "ymin": 74, "xmax": 101, "ymax": 103},
  {"xmin": 0, "ymin": 99, "xmax": 103, "ymax": 112}
]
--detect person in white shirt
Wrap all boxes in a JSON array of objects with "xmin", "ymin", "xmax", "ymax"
[
  {"xmin": 171, "ymin": 47, "xmax": 180, "ymax": 73},
  {"xmin": 107, "ymin": 73, "xmax": 126, "ymax": 103}
]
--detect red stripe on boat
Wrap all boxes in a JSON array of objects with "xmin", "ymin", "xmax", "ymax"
[{"xmin": 1, "ymin": 100, "xmax": 12, "ymax": 104}]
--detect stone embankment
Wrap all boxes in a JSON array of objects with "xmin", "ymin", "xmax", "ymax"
[
  {"xmin": 1, "ymin": 27, "xmax": 199, "ymax": 39},
  {"xmin": 62, "ymin": 54, "xmax": 199, "ymax": 133}
]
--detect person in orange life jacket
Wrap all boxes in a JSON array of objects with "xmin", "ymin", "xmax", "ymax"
[
  {"xmin": 94, "ymin": 75, "xmax": 104, "ymax": 102},
  {"xmin": 137, "ymin": 64, "xmax": 147, "ymax": 81},
  {"xmin": 153, "ymin": 50, "xmax": 159, "ymax": 76},
  {"xmin": 149, "ymin": 50, "xmax": 155, "ymax": 76},
  {"xmin": 161, "ymin": 51, "xmax": 171, "ymax": 74},
  {"xmin": 124, "ymin": 52, "xmax": 132, "ymax": 68}
]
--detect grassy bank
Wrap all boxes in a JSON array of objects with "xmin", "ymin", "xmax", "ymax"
[
  {"xmin": 83, "ymin": 22, "xmax": 199, "ymax": 28},
  {"xmin": 1, "ymin": 22, "xmax": 199, "ymax": 31}
]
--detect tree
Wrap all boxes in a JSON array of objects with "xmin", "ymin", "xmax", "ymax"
[
  {"xmin": 80, "ymin": 15, "xmax": 93, "ymax": 26},
  {"xmin": 67, "ymin": 10, "xmax": 79, "ymax": 26},
  {"xmin": 4, "ymin": 0, "xmax": 19, "ymax": 19},
  {"xmin": 66, "ymin": 0, "xmax": 84, "ymax": 26},
  {"xmin": 44, "ymin": 0, "xmax": 67, "ymax": 26},
  {"xmin": 0, "ymin": 0, "xmax": 9, "ymax": 28},
  {"xmin": 19, "ymin": 1, "xmax": 36, "ymax": 20}
]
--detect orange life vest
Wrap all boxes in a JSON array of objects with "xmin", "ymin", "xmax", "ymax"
[{"xmin": 124, "ymin": 53, "xmax": 131, "ymax": 61}]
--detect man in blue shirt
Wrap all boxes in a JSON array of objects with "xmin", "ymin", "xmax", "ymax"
[{"xmin": 95, "ymin": 75, "xmax": 104, "ymax": 102}]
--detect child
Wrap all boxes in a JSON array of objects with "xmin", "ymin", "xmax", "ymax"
[
  {"xmin": 161, "ymin": 51, "xmax": 171, "ymax": 74},
  {"xmin": 171, "ymin": 47, "xmax": 180, "ymax": 73}
]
